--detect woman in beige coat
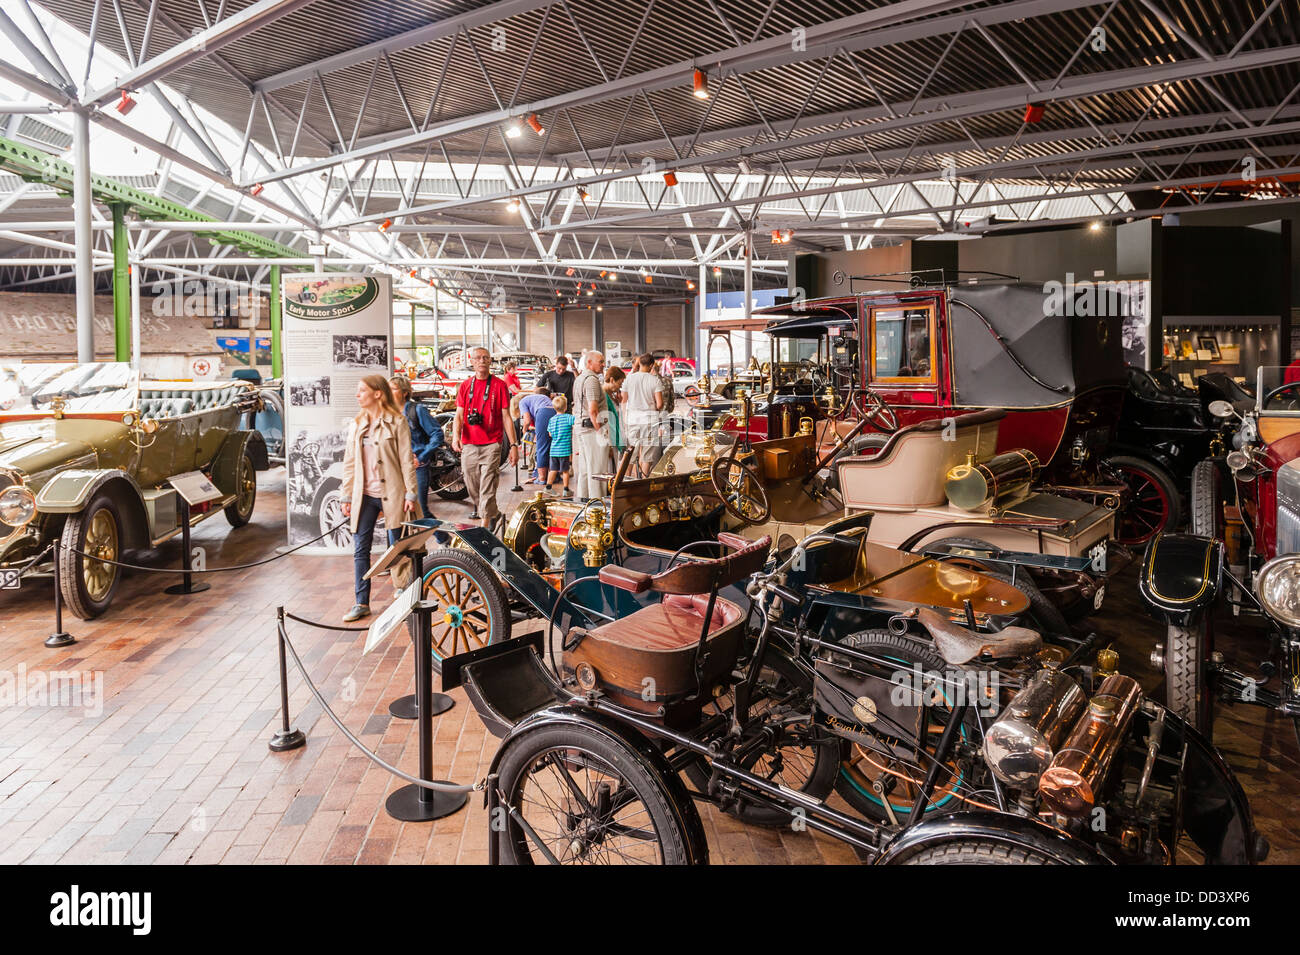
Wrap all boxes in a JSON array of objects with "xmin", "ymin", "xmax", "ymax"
[{"xmin": 339, "ymin": 374, "xmax": 418, "ymax": 621}]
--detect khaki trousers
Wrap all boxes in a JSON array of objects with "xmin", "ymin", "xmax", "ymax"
[{"xmin": 462, "ymin": 441, "xmax": 502, "ymax": 519}]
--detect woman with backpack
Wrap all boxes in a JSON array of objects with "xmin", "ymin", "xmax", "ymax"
[{"xmin": 390, "ymin": 375, "xmax": 443, "ymax": 519}]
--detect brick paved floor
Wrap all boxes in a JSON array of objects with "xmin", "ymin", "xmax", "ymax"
[{"xmin": 0, "ymin": 466, "xmax": 1295, "ymax": 865}]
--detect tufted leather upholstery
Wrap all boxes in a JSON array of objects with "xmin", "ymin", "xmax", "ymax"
[{"xmin": 138, "ymin": 385, "xmax": 245, "ymax": 419}]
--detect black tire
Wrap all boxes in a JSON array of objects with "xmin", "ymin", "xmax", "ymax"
[
  {"xmin": 684, "ymin": 650, "xmax": 842, "ymax": 827},
  {"xmin": 920, "ymin": 536, "xmax": 1071, "ymax": 639},
  {"xmin": 407, "ymin": 547, "xmax": 511, "ymax": 670},
  {"xmin": 895, "ymin": 840, "xmax": 1059, "ymax": 865},
  {"xmin": 59, "ymin": 493, "xmax": 123, "ymax": 619},
  {"xmin": 495, "ymin": 723, "xmax": 693, "ymax": 864},
  {"xmin": 1190, "ymin": 459, "xmax": 1220, "ymax": 538},
  {"xmin": 833, "ymin": 630, "xmax": 982, "ymax": 824},
  {"xmin": 1106, "ymin": 454, "xmax": 1181, "ymax": 547},
  {"xmin": 431, "ymin": 464, "xmax": 469, "ymax": 501},
  {"xmin": 1164, "ymin": 622, "xmax": 1210, "ymax": 735},
  {"xmin": 223, "ymin": 450, "xmax": 258, "ymax": 527}
]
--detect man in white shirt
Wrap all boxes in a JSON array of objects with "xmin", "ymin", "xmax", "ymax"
[
  {"xmin": 571, "ymin": 349, "xmax": 608, "ymax": 500},
  {"xmin": 624, "ymin": 353, "xmax": 666, "ymax": 476}
]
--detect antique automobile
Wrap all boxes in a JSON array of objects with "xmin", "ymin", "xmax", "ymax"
[
  {"xmin": 1139, "ymin": 366, "xmax": 1300, "ymax": 732},
  {"xmin": 429, "ymin": 522, "xmax": 1261, "ymax": 865},
  {"xmin": 0, "ymin": 362, "xmax": 268, "ymax": 618},
  {"xmin": 745, "ymin": 275, "xmax": 1179, "ymax": 547}
]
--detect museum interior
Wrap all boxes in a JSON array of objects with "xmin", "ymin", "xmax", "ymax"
[{"xmin": 0, "ymin": 0, "xmax": 1299, "ymax": 882}]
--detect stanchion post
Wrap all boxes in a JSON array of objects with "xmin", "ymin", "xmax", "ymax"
[
  {"xmin": 45, "ymin": 538, "xmax": 74, "ymax": 648},
  {"xmin": 487, "ymin": 772, "xmax": 500, "ymax": 866},
  {"xmin": 164, "ymin": 498, "xmax": 211, "ymax": 596},
  {"xmin": 384, "ymin": 547, "xmax": 467, "ymax": 821},
  {"xmin": 269, "ymin": 606, "xmax": 306, "ymax": 752},
  {"xmin": 389, "ymin": 547, "xmax": 453, "ymax": 720},
  {"xmin": 510, "ymin": 432, "xmax": 523, "ymax": 492}
]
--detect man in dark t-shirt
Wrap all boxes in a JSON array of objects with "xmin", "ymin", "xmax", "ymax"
[{"xmin": 539, "ymin": 355, "xmax": 575, "ymax": 411}]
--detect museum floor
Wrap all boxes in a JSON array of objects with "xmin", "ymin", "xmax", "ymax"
[{"xmin": 2, "ymin": 468, "xmax": 1298, "ymax": 865}]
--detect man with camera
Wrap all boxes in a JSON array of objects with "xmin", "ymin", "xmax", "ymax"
[
  {"xmin": 571, "ymin": 349, "xmax": 608, "ymax": 501},
  {"xmin": 451, "ymin": 346, "xmax": 518, "ymax": 528}
]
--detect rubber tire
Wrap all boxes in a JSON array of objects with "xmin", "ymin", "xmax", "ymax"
[
  {"xmin": 684, "ymin": 650, "xmax": 842, "ymax": 828},
  {"xmin": 918, "ymin": 536, "xmax": 1071, "ymax": 639},
  {"xmin": 59, "ymin": 493, "xmax": 122, "ymax": 620},
  {"xmin": 223, "ymin": 450, "xmax": 257, "ymax": 527},
  {"xmin": 495, "ymin": 723, "xmax": 693, "ymax": 865},
  {"xmin": 832, "ymin": 629, "xmax": 982, "ymax": 824},
  {"xmin": 1189, "ymin": 458, "xmax": 1220, "ymax": 538},
  {"xmin": 407, "ymin": 547, "xmax": 512, "ymax": 671},
  {"xmin": 895, "ymin": 840, "xmax": 1059, "ymax": 865},
  {"xmin": 1106, "ymin": 454, "xmax": 1182, "ymax": 546},
  {"xmin": 1164, "ymin": 622, "xmax": 1208, "ymax": 735},
  {"xmin": 432, "ymin": 465, "xmax": 469, "ymax": 501}
]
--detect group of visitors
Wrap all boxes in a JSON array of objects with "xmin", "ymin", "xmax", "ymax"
[{"xmin": 339, "ymin": 347, "xmax": 679, "ymax": 622}]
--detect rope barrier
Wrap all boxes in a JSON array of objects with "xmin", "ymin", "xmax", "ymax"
[
  {"xmin": 56, "ymin": 520, "xmax": 351, "ymax": 575},
  {"xmin": 282, "ymin": 611, "xmax": 371, "ymax": 633},
  {"xmin": 13, "ymin": 543, "xmax": 55, "ymax": 580},
  {"xmin": 276, "ymin": 614, "xmax": 480, "ymax": 795}
]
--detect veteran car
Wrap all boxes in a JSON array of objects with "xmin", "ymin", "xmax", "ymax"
[{"xmin": 0, "ymin": 362, "xmax": 268, "ymax": 618}]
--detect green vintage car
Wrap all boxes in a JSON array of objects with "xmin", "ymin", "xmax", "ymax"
[{"xmin": 0, "ymin": 362, "xmax": 269, "ymax": 618}]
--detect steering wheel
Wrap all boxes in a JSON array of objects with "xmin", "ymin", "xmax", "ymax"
[
  {"xmin": 710, "ymin": 454, "xmax": 771, "ymax": 525},
  {"xmin": 862, "ymin": 390, "xmax": 899, "ymax": 432},
  {"xmin": 1263, "ymin": 381, "xmax": 1300, "ymax": 411}
]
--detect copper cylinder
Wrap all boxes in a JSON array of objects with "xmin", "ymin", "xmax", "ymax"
[
  {"xmin": 1037, "ymin": 674, "xmax": 1142, "ymax": 816},
  {"xmin": 983, "ymin": 668, "xmax": 1087, "ymax": 787},
  {"xmin": 945, "ymin": 449, "xmax": 1040, "ymax": 511}
]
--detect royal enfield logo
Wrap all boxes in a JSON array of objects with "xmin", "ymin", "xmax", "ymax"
[
  {"xmin": 283, "ymin": 276, "xmax": 380, "ymax": 320},
  {"xmin": 49, "ymin": 886, "xmax": 151, "ymax": 935}
]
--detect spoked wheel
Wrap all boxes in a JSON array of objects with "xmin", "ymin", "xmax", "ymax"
[
  {"xmin": 59, "ymin": 493, "xmax": 122, "ymax": 619},
  {"xmin": 495, "ymin": 724, "xmax": 696, "ymax": 865},
  {"xmin": 223, "ymin": 450, "xmax": 258, "ymax": 527},
  {"xmin": 832, "ymin": 630, "xmax": 983, "ymax": 824},
  {"xmin": 685, "ymin": 651, "xmax": 842, "ymax": 827},
  {"xmin": 1106, "ymin": 455, "xmax": 1181, "ymax": 546},
  {"xmin": 432, "ymin": 464, "xmax": 468, "ymax": 500},
  {"xmin": 314, "ymin": 479, "xmax": 352, "ymax": 548},
  {"xmin": 409, "ymin": 548, "xmax": 511, "ymax": 669}
]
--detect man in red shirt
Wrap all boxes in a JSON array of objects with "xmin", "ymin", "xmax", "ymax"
[{"xmin": 452, "ymin": 346, "xmax": 519, "ymax": 527}]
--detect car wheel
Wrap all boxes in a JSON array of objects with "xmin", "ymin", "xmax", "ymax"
[
  {"xmin": 223, "ymin": 450, "xmax": 258, "ymax": 527},
  {"xmin": 1106, "ymin": 455, "xmax": 1181, "ymax": 546},
  {"xmin": 432, "ymin": 465, "xmax": 469, "ymax": 500},
  {"xmin": 407, "ymin": 548, "xmax": 511, "ymax": 670},
  {"xmin": 313, "ymin": 478, "xmax": 352, "ymax": 548},
  {"xmin": 1163, "ymin": 622, "xmax": 1211, "ymax": 737},
  {"xmin": 59, "ymin": 493, "xmax": 123, "ymax": 619}
]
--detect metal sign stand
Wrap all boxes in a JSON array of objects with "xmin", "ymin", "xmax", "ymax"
[{"xmin": 164, "ymin": 498, "xmax": 211, "ymax": 596}]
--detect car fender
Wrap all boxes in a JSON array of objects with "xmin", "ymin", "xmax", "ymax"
[
  {"xmin": 1169, "ymin": 708, "xmax": 1264, "ymax": 864},
  {"xmin": 875, "ymin": 810, "xmax": 1112, "ymax": 865},
  {"xmin": 34, "ymin": 469, "xmax": 151, "ymax": 549},
  {"xmin": 489, "ymin": 704, "xmax": 710, "ymax": 865},
  {"xmin": 1137, "ymin": 533, "xmax": 1223, "ymax": 626},
  {"xmin": 211, "ymin": 430, "xmax": 269, "ymax": 495}
]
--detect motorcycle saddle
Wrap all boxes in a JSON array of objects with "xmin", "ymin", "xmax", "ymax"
[{"xmin": 912, "ymin": 607, "xmax": 1042, "ymax": 665}]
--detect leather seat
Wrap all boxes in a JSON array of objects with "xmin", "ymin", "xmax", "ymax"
[{"xmin": 563, "ymin": 533, "xmax": 770, "ymax": 725}]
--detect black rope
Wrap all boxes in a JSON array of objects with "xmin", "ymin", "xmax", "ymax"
[
  {"xmin": 283, "ymin": 611, "xmax": 370, "ymax": 633},
  {"xmin": 13, "ymin": 543, "xmax": 55, "ymax": 580},
  {"xmin": 276, "ymin": 618, "xmax": 479, "ymax": 795},
  {"xmin": 57, "ymin": 521, "xmax": 350, "ymax": 575}
]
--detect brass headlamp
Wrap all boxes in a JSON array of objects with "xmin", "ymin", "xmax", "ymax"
[{"xmin": 568, "ymin": 502, "xmax": 613, "ymax": 567}]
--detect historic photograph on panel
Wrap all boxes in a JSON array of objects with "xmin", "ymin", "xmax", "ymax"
[
  {"xmin": 332, "ymin": 334, "xmax": 388, "ymax": 369},
  {"xmin": 289, "ymin": 375, "xmax": 331, "ymax": 406}
]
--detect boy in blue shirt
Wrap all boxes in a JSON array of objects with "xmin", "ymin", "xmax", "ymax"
[{"xmin": 546, "ymin": 395, "xmax": 574, "ymax": 498}]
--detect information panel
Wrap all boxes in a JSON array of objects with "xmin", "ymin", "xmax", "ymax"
[{"xmin": 281, "ymin": 273, "xmax": 393, "ymax": 548}]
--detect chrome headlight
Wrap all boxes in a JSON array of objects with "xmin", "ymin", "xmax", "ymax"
[
  {"xmin": 1257, "ymin": 555, "xmax": 1300, "ymax": 628},
  {"xmin": 0, "ymin": 484, "xmax": 36, "ymax": 527}
]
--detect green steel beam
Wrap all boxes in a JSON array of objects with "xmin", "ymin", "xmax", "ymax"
[
  {"xmin": 0, "ymin": 133, "xmax": 304, "ymax": 259},
  {"xmin": 111, "ymin": 202, "xmax": 129, "ymax": 361},
  {"xmin": 269, "ymin": 264, "xmax": 283, "ymax": 379}
]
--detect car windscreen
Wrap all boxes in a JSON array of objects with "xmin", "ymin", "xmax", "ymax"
[{"xmin": 0, "ymin": 362, "xmax": 138, "ymax": 415}]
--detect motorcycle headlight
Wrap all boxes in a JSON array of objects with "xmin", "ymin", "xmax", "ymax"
[
  {"xmin": 1257, "ymin": 556, "xmax": 1300, "ymax": 628},
  {"xmin": 0, "ymin": 485, "xmax": 36, "ymax": 527}
]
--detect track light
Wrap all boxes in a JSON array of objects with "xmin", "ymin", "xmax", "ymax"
[
  {"xmin": 526, "ymin": 113, "xmax": 545, "ymax": 135},
  {"xmin": 506, "ymin": 197, "xmax": 521, "ymax": 213},
  {"xmin": 713, "ymin": 266, "xmax": 722, "ymax": 275},
  {"xmin": 687, "ymin": 280, "xmax": 695, "ymax": 290},
  {"xmin": 644, "ymin": 275, "xmax": 653, "ymax": 284},
  {"xmin": 663, "ymin": 171, "xmax": 678, "ymax": 188},
  {"xmin": 577, "ymin": 186, "xmax": 590, "ymax": 201},
  {"xmin": 609, "ymin": 272, "xmax": 618, "ymax": 281},
  {"xmin": 599, "ymin": 270, "xmax": 607, "ymax": 278},
  {"xmin": 115, "ymin": 91, "xmax": 136, "ymax": 115},
  {"xmin": 506, "ymin": 118, "xmax": 523, "ymax": 138},
  {"xmin": 409, "ymin": 269, "xmax": 418, "ymax": 278},
  {"xmin": 565, "ymin": 267, "xmax": 576, "ymax": 276},
  {"xmin": 693, "ymin": 69, "xmax": 709, "ymax": 100},
  {"xmin": 249, "ymin": 183, "xmax": 264, "ymax": 197},
  {"xmin": 378, "ymin": 218, "xmax": 393, "ymax": 232}
]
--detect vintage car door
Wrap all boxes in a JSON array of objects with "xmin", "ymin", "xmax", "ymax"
[{"xmin": 861, "ymin": 292, "xmax": 949, "ymax": 430}]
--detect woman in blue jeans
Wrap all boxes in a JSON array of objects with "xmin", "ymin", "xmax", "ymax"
[{"xmin": 339, "ymin": 375, "xmax": 418, "ymax": 622}]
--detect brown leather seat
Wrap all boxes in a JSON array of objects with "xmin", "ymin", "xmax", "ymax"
[
  {"xmin": 913, "ymin": 607, "xmax": 1042, "ymax": 665},
  {"xmin": 564, "ymin": 534, "xmax": 770, "ymax": 726}
]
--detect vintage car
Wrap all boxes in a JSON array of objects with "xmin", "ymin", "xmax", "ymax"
[
  {"xmin": 0, "ymin": 362, "xmax": 268, "ymax": 618},
  {"xmin": 739, "ymin": 276, "xmax": 1179, "ymax": 547},
  {"xmin": 1138, "ymin": 366, "xmax": 1300, "ymax": 732},
  {"xmin": 425, "ymin": 519, "xmax": 1262, "ymax": 865}
]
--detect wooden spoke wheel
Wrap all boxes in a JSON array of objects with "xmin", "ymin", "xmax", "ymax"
[
  {"xmin": 59, "ymin": 492, "xmax": 123, "ymax": 619},
  {"xmin": 409, "ymin": 548, "xmax": 511, "ymax": 670},
  {"xmin": 224, "ymin": 451, "xmax": 258, "ymax": 527}
]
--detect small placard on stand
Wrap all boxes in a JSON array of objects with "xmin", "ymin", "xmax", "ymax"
[{"xmin": 169, "ymin": 470, "xmax": 225, "ymax": 506}]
